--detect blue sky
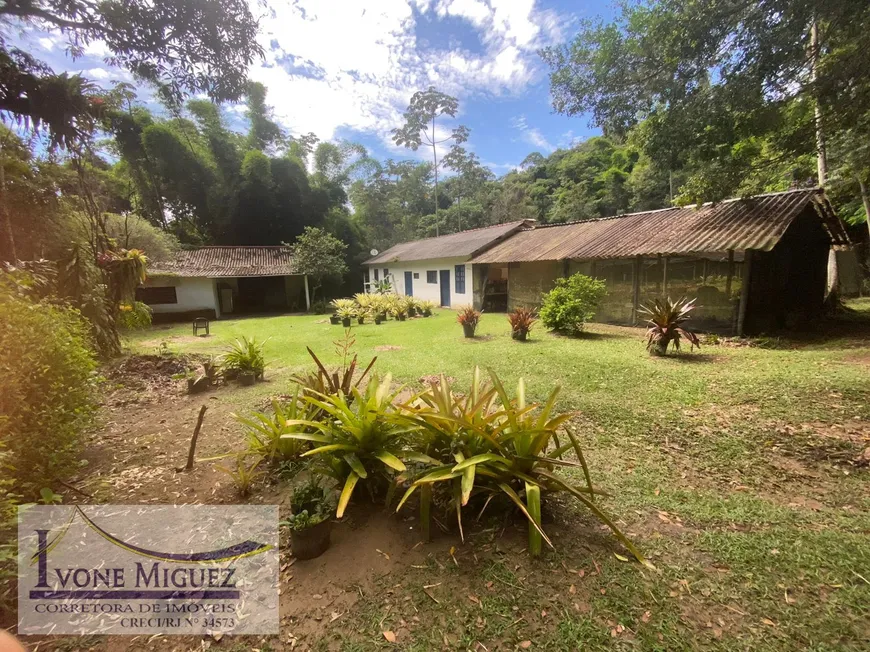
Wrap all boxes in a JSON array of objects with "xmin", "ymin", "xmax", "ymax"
[{"xmin": 10, "ymin": 0, "xmax": 618, "ymax": 174}]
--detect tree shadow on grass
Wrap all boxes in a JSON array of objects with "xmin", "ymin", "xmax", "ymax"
[{"xmin": 652, "ymin": 352, "xmax": 720, "ymax": 364}]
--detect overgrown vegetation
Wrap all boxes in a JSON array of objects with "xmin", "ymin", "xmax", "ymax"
[{"xmin": 0, "ymin": 287, "xmax": 97, "ymax": 497}]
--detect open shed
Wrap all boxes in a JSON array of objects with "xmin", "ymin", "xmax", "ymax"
[{"xmin": 470, "ymin": 188, "xmax": 850, "ymax": 335}]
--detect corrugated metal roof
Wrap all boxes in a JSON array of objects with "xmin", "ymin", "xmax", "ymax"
[
  {"xmin": 365, "ymin": 220, "xmax": 533, "ymax": 265},
  {"xmin": 149, "ymin": 246, "xmax": 297, "ymax": 277},
  {"xmin": 471, "ymin": 188, "xmax": 849, "ymax": 264}
]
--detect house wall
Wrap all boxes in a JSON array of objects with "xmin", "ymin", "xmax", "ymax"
[
  {"xmin": 365, "ymin": 257, "xmax": 474, "ymax": 308},
  {"xmin": 143, "ymin": 276, "xmax": 218, "ymax": 321}
]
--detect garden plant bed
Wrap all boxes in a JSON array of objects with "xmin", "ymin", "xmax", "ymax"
[{"xmin": 14, "ymin": 303, "xmax": 870, "ymax": 651}]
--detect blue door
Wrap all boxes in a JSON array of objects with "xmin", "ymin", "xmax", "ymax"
[
  {"xmin": 439, "ymin": 270, "xmax": 451, "ymax": 307},
  {"xmin": 404, "ymin": 271, "xmax": 414, "ymax": 297}
]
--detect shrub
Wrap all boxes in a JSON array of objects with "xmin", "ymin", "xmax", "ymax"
[
  {"xmin": 507, "ymin": 306, "xmax": 537, "ymax": 340},
  {"xmin": 118, "ymin": 301, "xmax": 153, "ymax": 330},
  {"xmin": 310, "ymin": 298, "xmax": 330, "ymax": 314},
  {"xmin": 0, "ymin": 292, "xmax": 97, "ymax": 496},
  {"xmin": 539, "ymin": 274, "xmax": 606, "ymax": 335},
  {"xmin": 638, "ymin": 296, "xmax": 701, "ymax": 355}
]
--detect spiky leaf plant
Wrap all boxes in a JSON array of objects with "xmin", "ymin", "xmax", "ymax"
[
  {"xmin": 638, "ymin": 297, "xmax": 701, "ymax": 356},
  {"xmin": 233, "ymin": 389, "xmax": 319, "ymax": 462},
  {"xmin": 397, "ymin": 369, "xmax": 653, "ymax": 567},
  {"xmin": 283, "ymin": 374, "xmax": 426, "ymax": 518}
]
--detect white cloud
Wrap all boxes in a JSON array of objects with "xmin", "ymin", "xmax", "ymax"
[
  {"xmin": 252, "ymin": 0, "xmax": 566, "ymax": 149},
  {"xmin": 511, "ymin": 114, "xmax": 554, "ymax": 152}
]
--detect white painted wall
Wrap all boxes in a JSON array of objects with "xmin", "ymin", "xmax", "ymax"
[
  {"xmin": 365, "ymin": 256, "xmax": 473, "ymax": 308},
  {"xmin": 149, "ymin": 277, "xmax": 217, "ymax": 314}
]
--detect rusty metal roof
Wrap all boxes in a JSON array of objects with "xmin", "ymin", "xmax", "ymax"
[
  {"xmin": 365, "ymin": 220, "xmax": 533, "ymax": 265},
  {"xmin": 149, "ymin": 246, "xmax": 297, "ymax": 277},
  {"xmin": 471, "ymin": 188, "xmax": 849, "ymax": 264}
]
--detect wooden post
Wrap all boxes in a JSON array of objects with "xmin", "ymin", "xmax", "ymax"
[
  {"xmin": 180, "ymin": 405, "xmax": 208, "ymax": 472},
  {"xmin": 725, "ymin": 250, "xmax": 734, "ymax": 299},
  {"xmin": 631, "ymin": 256, "xmax": 642, "ymax": 324},
  {"xmin": 303, "ymin": 275, "xmax": 311, "ymax": 311},
  {"xmin": 656, "ymin": 255, "xmax": 663, "ymax": 293},
  {"xmin": 737, "ymin": 250, "xmax": 753, "ymax": 336},
  {"xmin": 662, "ymin": 256, "xmax": 669, "ymax": 296}
]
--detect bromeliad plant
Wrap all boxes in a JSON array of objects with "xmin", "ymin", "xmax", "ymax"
[
  {"xmin": 457, "ymin": 306, "xmax": 481, "ymax": 337},
  {"xmin": 396, "ymin": 369, "xmax": 652, "ymax": 567},
  {"xmin": 507, "ymin": 306, "xmax": 537, "ymax": 341},
  {"xmin": 233, "ymin": 389, "xmax": 319, "ymax": 463},
  {"xmin": 639, "ymin": 296, "xmax": 701, "ymax": 356},
  {"xmin": 222, "ymin": 336, "xmax": 267, "ymax": 379},
  {"xmin": 283, "ymin": 374, "xmax": 426, "ymax": 518}
]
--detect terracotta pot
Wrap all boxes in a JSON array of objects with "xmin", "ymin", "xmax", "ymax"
[
  {"xmin": 462, "ymin": 323, "xmax": 476, "ymax": 338},
  {"xmin": 290, "ymin": 520, "xmax": 333, "ymax": 560},
  {"xmin": 239, "ymin": 372, "xmax": 255, "ymax": 386}
]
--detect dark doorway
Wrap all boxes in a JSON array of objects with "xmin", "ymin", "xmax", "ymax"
[
  {"xmin": 236, "ymin": 276, "xmax": 287, "ymax": 313},
  {"xmin": 439, "ymin": 270, "xmax": 451, "ymax": 307}
]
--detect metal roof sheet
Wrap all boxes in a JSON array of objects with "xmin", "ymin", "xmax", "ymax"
[
  {"xmin": 365, "ymin": 220, "xmax": 533, "ymax": 265},
  {"xmin": 471, "ymin": 189, "xmax": 849, "ymax": 264},
  {"xmin": 149, "ymin": 246, "xmax": 297, "ymax": 277}
]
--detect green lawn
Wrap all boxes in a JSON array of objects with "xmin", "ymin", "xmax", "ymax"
[{"xmin": 126, "ymin": 307, "xmax": 870, "ymax": 650}]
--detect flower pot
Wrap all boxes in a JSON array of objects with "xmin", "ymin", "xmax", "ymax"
[
  {"xmin": 422, "ymin": 310, "xmax": 431, "ymax": 317},
  {"xmin": 462, "ymin": 323, "xmax": 476, "ymax": 338},
  {"xmin": 239, "ymin": 372, "xmax": 255, "ymax": 386},
  {"xmin": 290, "ymin": 520, "xmax": 333, "ymax": 560},
  {"xmin": 223, "ymin": 368, "xmax": 239, "ymax": 381},
  {"xmin": 329, "ymin": 315, "xmax": 340, "ymax": 325},
  {"xmin": 341, "ymin": 317, "xmax": 352, "ymax": 328},
  {"xmin": 378, "ymin": 312, "xmax": 387, "ymax": 321},
  {"xmin": 408, "ymin": 307, "xmax": 417, "ymax": 317},
  {"xmin": 357, "ymin": 317, "xmax": 365, "ymax": 325},
  {"xmin": 511, "ymin": 329, "xmax": 528, "ymax": 341},
  {"xmin": 398, "ymin": 314, "xmax": 406, "ymax": 322},
  {"xmin": 374, "ymin": 317, "xmax": 382, "ymax": 325}
]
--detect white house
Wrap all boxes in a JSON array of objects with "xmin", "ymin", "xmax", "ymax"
[
  {"xmin": 363, "ymin": 221, "xmax": 533, "ymax": 309},
  {"xmin": 140, "ymin": 246, "xmax": 309, "ymax": 321}
]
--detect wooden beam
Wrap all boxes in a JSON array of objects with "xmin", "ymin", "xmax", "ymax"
[
  {"xmin": 725, "ymin": 250, "xmax": 734, "ymax": 299},
  {"xmin": 662, "ymin": 256, "xmax": 669, "ymax": 295},
  {"xmin": 631, "ymin": 256, "xmax": 642, "ymax": 324},
  {"xmin": 737, "ymin": 250, "xmax": 753, "ymax": 336}
]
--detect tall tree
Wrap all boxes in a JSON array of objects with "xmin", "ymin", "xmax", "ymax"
[
  {"xmin": 392, "ymin": 87, "xmax": 469, "ymax": 236},
  {"xmin": 0, "ymin": 0, "xmax": 263, "ymax": 148},
  {"xmin": 541, "ymin": 0, "xmax": 870, "ymax": 204}
]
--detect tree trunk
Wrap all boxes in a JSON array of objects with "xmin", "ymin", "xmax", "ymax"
[
  {"xmin": 432, "ymin": 115, "xmax": 439, "ymax": 237},
  {"xmin": 0, "ymin": 139, "xmax": 17, "ymax": 262},
  {"xmin": 811, "ymin": 18, "xmax": 840, "ymax": 304}
]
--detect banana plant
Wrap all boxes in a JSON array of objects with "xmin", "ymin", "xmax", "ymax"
[{"xmin": 282, "ymin": 374, "xmax": 427, "ymax": 518}]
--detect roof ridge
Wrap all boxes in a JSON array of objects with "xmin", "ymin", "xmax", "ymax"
[
  {"xmin": 378, "ymin": 220, "xmax": 529, "ymax": 249},
  {"xmin": 180, "ymin": 245, "xmax": 291, "ymax": 249}
]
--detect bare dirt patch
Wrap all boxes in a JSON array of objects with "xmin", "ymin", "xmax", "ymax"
[{"xmin": 375, "ymin": 344, "xmax": 403, "ymax": 351}]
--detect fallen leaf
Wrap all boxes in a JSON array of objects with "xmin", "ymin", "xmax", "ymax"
[
  {"xmin": 614, "ymin": 553, "xmax": 629, "ymax": 562},
  {"xmin": 641, "ymin": 610, "xmax": 651, "ymax": 623},
  {"xmin": 383, "ymin": 631, "xmax": 397, "ymax": 643},
  {"xmin": 761, "ymin": 618, "xmax": 777, "ymax": 627},
  {"xmin": 568, "ymin": 584, "xmax": 576, "ymax": 594},
  {"xmin": 519, "ymin": 641, "xmax": 532, "ymax": 649}
]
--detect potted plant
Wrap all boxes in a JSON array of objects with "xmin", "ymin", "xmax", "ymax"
[
  {"xmin": 457, "ymin": 306, "xmax": 481, "ymax": 338},
  {"xmin": 222, "ymin": 337, "xmax": 267, "ymax": 384},
  {"xmin": 406, "ymin": 297, "xmax": 418, "ymax": 317},
  {"xmin": 336, "ymin": 306, "xmax": 354, "ymax": 328},
  {"xmin": 374, "ymin": 312, "xmax": 383, "ymax": 325},
  {"xmin": 508, "ymin": 306, "xmax": 538, "ymax": 342},
  {"xmin": 284, "ymin": 478, "xmax": 336, "ymax": 560},
  {"xmin": 356, "ymin": 308, "xmax": 367, "ymax": 325},
  {"xmin": 419, "ymin": 300, "xmax": 434, "ymax": 317},
  {"xmin": 329, "ymin": 314, "xmax": 340, "ymax": 325}
]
